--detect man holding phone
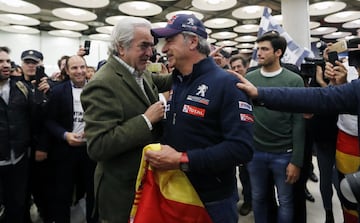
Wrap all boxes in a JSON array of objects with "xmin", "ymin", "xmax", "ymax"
[{"xmin": 77, "ymin": 41, "xmax": 91, "ymax": 57}]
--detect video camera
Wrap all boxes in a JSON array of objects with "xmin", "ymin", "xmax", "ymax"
[
  {"xmin": 301, "ymin": 37, "xmax": 360, "ymax": 78},
  {"xmin": 300, "ymin": 57, "xmax": 325, "ymax": 79},
  {"xmin": 347, "ymin": 38, "xmax": 360, "ymax": 67}
]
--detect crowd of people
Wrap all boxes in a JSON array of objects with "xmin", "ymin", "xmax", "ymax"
[{"xmin": 0, "ymin": 13, "xmax": 359, "ymax": 223}]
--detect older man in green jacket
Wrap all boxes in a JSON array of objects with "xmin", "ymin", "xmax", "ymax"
[{"xmin": 81, "ymin": 17, "xmax": 171, "ymax": 223}]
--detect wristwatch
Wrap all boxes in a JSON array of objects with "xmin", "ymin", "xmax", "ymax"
[{"xmin": 179, "ymin": 152, "xmax": 190, "ymax": 172}]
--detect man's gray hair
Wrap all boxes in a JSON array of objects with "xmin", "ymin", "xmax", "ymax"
[
  {"xmin": 108, "ymin": 17, "xmax": 152, "ymax": 56},
  {"xmin": 182, "ymin": 31, "xmax": 210, "ymax": 56}
]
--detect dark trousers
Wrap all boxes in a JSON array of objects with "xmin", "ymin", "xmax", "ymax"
[
  {"xmin": 0, "ymin": 156, "xmax": 28, "ymax": 223},
  {"xmin": 314, "ymin": 140, "xmax": 336, "ymax": 210},
  {"xmin": 239, "ymin": 164, "xmax": 251, "ymax": 204},
  {"xmin": 50, "ymin": 146, "xmax": 97, "ymax": 223},
  {"xmin": 24, "ymin": 153, "xmax": 53, "ymax": 223}
]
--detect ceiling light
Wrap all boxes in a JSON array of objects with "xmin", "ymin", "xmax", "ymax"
[
  {"xmin": 0, "ymin": 21, "xmax": 8, "ymax": 26},
  {"xmin": 310, "ymin": 37, "xmax": 320, "ymax": 43},
  {"xmin": 166, "ymin": 11, "xmax": 204, "ymax": 20},
  {"xmin": 105, "ymin": 16, "xmax": 131, "ymax": 26},
  {"xmin": 310, "ymin": 21, "xmax": 320, "ymax": 29},
  {"xmin": 0, "ymin": 25, "xmax": 39, "ymax": 34},
  {"xmin": 0, "ymin": 0, "xmax": 40, "ymax": 14},
  {"xmin": 234, "ymin": 35, "xmax": 257, "ymax": 42},
  {"xmin": 60, "ymin": 0, "xmax": 110, "ymax": 8},
  {"xmin": 211, "ymin": 31, "xmax": 238, "ymax": 39},
  {"xmin": 96, "ymin": 26, "xmax": 114, "ymax": 34},
  {"xmin": 232, "ymin": 5, "xmax": 268, "ymax": 19},
  {"xmin": 325, "ymin": 11, "xmax": 360, "ymax": 23},
  {"xmin": 89, "ymin": 33, "xmax": 110, "ymax": 41},
  {"xmin": 88, "ymin": 21, "xmax": 105, "ymax": 27},
  {"xmin": 207, "ymin": 38, "xmax": 216, "ymax": 44},
  {"xmin": 323, "ymin": 31, "xmax": 352, "ymax": 39},
  {"xmin": 204, "ymin": 18, "xmax": 237, "ymax": 29},
  {"xmin": 52, "ymin": 8, "xmax": 97, "ymax": 22},
  {"xmin": 236, "ymin": 43, "xmax": 255, "ymax": 49},
  {"xmin": 49, "ymin": 20, "xmax": 89, "ymax": 31},
  {"xmin": 233, "ymin": 24, "xmax": 259, "ymax": 33},
  {"xmin": 216, "ymin": 40, "xmax": 238, "ymax": 46},
  {"xmin": 48, "ymin": 29, "xmax": 82, "ymax": 38},
  {"xmin": 0, "ymin": 14, "xmax": 40, "ymax": 26},
  {"xmin": 238, "ymin": 49, "xmax": 253, "ymax": 54},
  {"xmin": 310, "ymin": 27, "xmax": 338, "ymax": 35},
  {"xmin": 309, "ymin": 1, "xmax": 346, "ymax": 16},
  {"xmin": 118, "ymin": 1, "xmax": 162, "ymax": 16},
  {"xmin": 192, "ymin": 0, "xmax": 236, "ymax": 11},
  {"xmin": 343, "ymin": 19, "xmax": 360, "ymax": 29}
]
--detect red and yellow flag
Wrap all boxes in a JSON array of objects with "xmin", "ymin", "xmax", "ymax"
[{"xmin": 129, "ymin": 143, "xmax": 213, "ymax": 223}]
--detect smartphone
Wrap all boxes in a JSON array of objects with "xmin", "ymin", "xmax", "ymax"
[
  {"xmin": 328, "ymin": 51, "xmax": 339, "ymax": 66},
  {"xmin": 84, "ymin": 40, "xmax": 91, "ymax": 55},
  {"xmin": 328, "ymin": 40, "xmax": 347, "ymax": 53},
  {"xmin": 147, "ymin": 63, "xmax": 162, "ymax": 73},
  {"xmin": 35, "ymin": 66, "xmax": 46, "ymax": 85}
]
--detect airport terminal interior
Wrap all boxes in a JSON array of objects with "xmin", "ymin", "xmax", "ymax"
[{"xmin": 1, "ymin": 0, "xmax": 360, "ymax": 223}]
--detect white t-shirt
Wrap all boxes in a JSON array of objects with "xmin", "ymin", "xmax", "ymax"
[{"xmin": 72, "ymin": 87, "xmax": 85, "ymax": 135}]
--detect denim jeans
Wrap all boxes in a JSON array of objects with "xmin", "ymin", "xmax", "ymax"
[
  {"xmin": 204, "ymin": 188, "xmax": 239, "ymax": 223},
  {"xmin": 247, "ymin": 150, "xmax": 294, "ymax": 223}
]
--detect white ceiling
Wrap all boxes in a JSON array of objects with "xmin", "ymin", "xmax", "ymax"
[{"xmin": 0, "ymin": 0, "xmax": 359, "ymax": 51}]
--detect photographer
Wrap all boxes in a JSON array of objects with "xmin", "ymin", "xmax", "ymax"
[{"xmin": 301, "ymin": 59, "xmax": 339, "ymax": 223}]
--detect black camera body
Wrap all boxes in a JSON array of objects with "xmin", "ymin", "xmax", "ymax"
[
  {"xmin": 347, "ymin": 37, "xmax": 360, "ymax": 67},
  {"xmin": 300, "ymin": 57, "xmax": 325, "ymax": 78}
]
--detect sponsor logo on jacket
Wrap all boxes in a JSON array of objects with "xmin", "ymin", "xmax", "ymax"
[
  {"xmin": 182, "ymin": 104, "xmax": 205, "ymax": 117},
  {"xmin": 186, "ymin": 95, "xmax": 209, "ymax": 105},
  {"xmin": 239, "ymin": 101, "xmax": 252, "ymax": 111},
  {"xmin": 240, "ymin": 113, "xmax": 254, "ymax": 123}
]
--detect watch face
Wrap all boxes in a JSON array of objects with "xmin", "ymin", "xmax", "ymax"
[{"xmin": 180, "ymin": 162, "xmax": 190, "ymax": 172}]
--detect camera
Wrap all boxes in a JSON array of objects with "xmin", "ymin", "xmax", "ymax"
[
  {"xmin": 349, "ymin": 50, "xmax": 360, "ymax": 67},
  {"xmin": 300, "ymin": 57, "xmax": 325, "ymax": 78},
  {"xmin": 316, "ymin": 41, "xmax": 327, "ymax": 54},
  {"xmin": 347, "ymin": 37, "xmax": 360, "ymax": 67}
]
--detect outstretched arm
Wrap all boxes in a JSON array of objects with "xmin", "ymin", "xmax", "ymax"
[{"xmin": 227, "ymin": 70, "xmax": 259, "ymax": 99}]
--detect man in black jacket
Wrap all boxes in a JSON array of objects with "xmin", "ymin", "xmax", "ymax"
[{"xmin": 0, "ymin": 46, "xmax": 49, "ymax": 223}]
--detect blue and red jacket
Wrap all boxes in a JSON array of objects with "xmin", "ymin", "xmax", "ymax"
[{"xmin": 162, "ymin": 57, "xmax": 254, "ymax": 202}]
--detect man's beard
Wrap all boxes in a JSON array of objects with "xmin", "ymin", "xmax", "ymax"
[{"xmin": 0, "ymin": 74, "xmax": 9, "ymax": 81}]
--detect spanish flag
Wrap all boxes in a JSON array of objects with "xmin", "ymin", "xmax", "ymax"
[{"xmin": 129, "ymin": 143, "xmax": 213, "ymax": 223}]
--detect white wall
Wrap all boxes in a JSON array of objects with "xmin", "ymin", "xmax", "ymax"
[{"xmin": 0, "ymin": 30, "xmax": 109, "ymax": 75}]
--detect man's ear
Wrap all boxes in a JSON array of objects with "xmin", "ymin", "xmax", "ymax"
[
  {"xmin": 189, "ymin": 36, "xmax": 199, "ymax": 51},
  {"xmin": 118, "ymin": 45, "xmax": 125, "ymax": 56},
  {"xmin": 275, "ymin": 48, "xmax": 283, "ymax": 58}
]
